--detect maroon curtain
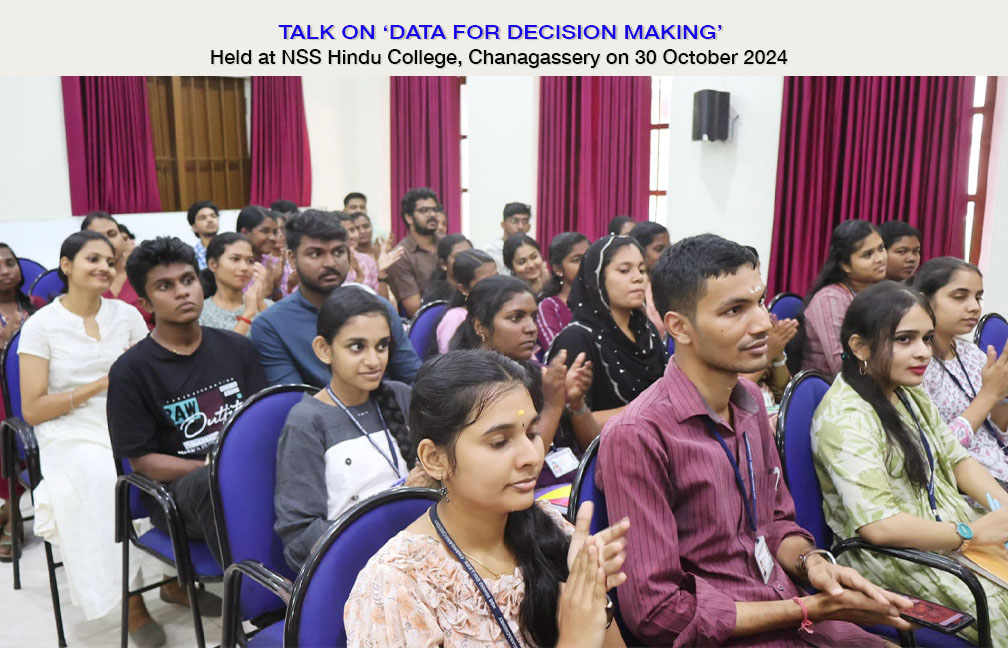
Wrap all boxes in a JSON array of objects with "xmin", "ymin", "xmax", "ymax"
[
  {"xmin": 61, "ymin": 76, "xmax": 162, "ymax": 215},
  {"xmin": 536, "ymin": 77, "xmax": 650, "ymax": 244},
  {"xmin": 389, "ymin": 77, "xmax": 461, "ymax": 241},
  {"xmin": 768, "ymin": 77, "xmax": 974, "ymax": 296},
  {"xmin": 249, "ymin": 77, "xmax": 312, "ymax": 206}
]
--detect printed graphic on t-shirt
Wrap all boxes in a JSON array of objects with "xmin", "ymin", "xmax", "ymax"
[{"xmin": 162, "ymin": 378, "xmax": 244, "ymax": 455}]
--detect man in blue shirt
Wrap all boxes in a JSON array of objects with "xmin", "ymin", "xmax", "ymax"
[{"xmin": 251, "ymin": 210, "xmax": 421, "ymax": 386}]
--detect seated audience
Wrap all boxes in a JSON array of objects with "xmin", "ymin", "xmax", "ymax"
[
  {"xmin": 484, "ymin": 202, "xmax": 533, "ymax": 275},
  {"xmin": 878, "ymin": 220, "xmax": 923, "ymax": 282},
  {"xmin": 108, "ymin": 236, "xmax": 267, "ymax": 622},
  {"xmin": 0, "ymin": 242, "xmax": 36, "ymax": 559},
  {"xmin": 914, "ymin": 257, "xmax": 1008, "ymax": 485},
  {"xmin": 794, "ymin": 219, "xmax": 886, "ymax": 376},
  {"xmin": 345, "ymin": 350, "xmax": 630, "ymax": 648},
  {"xmin": 236, "ymin": 205, "xmax": 283, "ymax": 299},
  {"xmin": 198, "ymin": 233, "xmax": 272, "ymax": 336},
  {"xmin": 548, "ymin": 235, "xmax": 666, "ymax": 426},
  {"xmin": 82, "ymin": 211, "xmax": 154, "ymax": 327},
  {"xmin": 270, "ymin": 199, "xmax": 298, "ymax": 215},
  {"xmin": 503, "ymin": 233, "xmax": 548, "ymax": 295},
  {"xmin": 352, "ymin": 211, "xmax": 382, "ymax": 260},
  {"xmin": 629, "ymin": 221, "xmax": 672, "ymax": 340},
  {"xmin": 434, "ymin": 203, "xmax": 448, "ymax": 237},
  {"xmin": 387, "ymin": 187, "xmax": 442, "ymax": 318},
  {"xmin": 274, "ymin": 286, "xmax": 413, "ymax": 570},
  {"xmin": 118, "ymin": 223, "xmax": 137, "ymax": 258},
  {"xmin": 272, "ymin": 210, "xmax": 299, "ymax": 297},
  {"xmin": 600, "ymin": 234, "xmax": 911, "ymax": 646},
  {"xmin": 607, "ymin": 215, "xmax": 636, "ymax": 236},
  {"xmin": 435, "ymin": 249, "xmax": 497, "ymax": 354},
  {"xmin": 421, "ymin": 233, "xmax": 472, "ymax": 304},
  {"xmin": 812, "ymin": 280, "xmax": 1008, "ymax": 645},
  {"xmin": 537, "ymin": 232, "xmax": 589, "ymax": 351},
  {"xmin": 186, "ymin": 201, "xmax": 220, "ymax": 271},
  {"xmin": 451, "ymin": 276, "xmax": 597, "ymax": 476},
  {"xmin": 344, "ymin": 191, "xmax": 367, "ymax": 215},
  {"xmin": 337, "ymin": 209, "xmax": 403, "ymax": 300},
  {"xmin": 18, "ymin": 231, "xmax": 167, "ymax": 643},
  {"xmin": 251, "ymin": 210, "xmax": 421, "ymax": 386}
]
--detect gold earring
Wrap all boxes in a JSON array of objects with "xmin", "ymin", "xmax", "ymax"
[{"xmin": 859, "ymin": 359, "xmax": 868, "ymax": 375}]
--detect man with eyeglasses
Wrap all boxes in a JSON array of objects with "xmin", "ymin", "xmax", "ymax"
[
  {"xmin": 485, "ymin": 202, "xmax": 533, "ymax": 275},
  {"xmin": 386, "ymin": 187, "xmax": 442, "ymax": 317}
]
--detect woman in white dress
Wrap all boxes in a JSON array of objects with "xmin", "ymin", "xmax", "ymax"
[{"xmin": 19, "ymin": 231, "xmax": 163, "ymax": 645}]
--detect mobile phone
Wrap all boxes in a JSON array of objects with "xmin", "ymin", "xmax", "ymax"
[{"xmin": 896, "ymin": 593, "xmax": 975, "ymax": 634}]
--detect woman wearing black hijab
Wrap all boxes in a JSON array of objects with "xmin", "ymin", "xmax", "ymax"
[{"xmin": 547, "ymin": 235, "xmax": 666, "ymax": 425}]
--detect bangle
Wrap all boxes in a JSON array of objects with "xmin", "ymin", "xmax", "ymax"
[
  {"xmin": 772, "ymin": 353, "xmax": 788, "ymax": 368},
  {"xmin": 797, "ymin": 548, "xmax": 836, "ymax": 575},
  {"xmin": 565, "ymin": 401, "xmax": 590, "ymax": 417},
  {"xmin": 236, "ymin": 316, "xmax": 253, "ymax": 325},
  {"xmin": 604, "ymin": 595, "xmax": 614, "ymax": 628},
  {"xmin": 69, "ymin": 390, "xmax": 75, "ymax": 410},
  {"xmin": 377, "ymin": 275, "xmax": 389, "ymax": 282},
  {"xmin": 791, "ymin": 597, "xmax": 814, "ymax": 634}
]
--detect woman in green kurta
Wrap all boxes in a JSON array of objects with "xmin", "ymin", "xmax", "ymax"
[{"xmin": 811, "ymin": 281, "xmax": 1008, "ymax": 645}]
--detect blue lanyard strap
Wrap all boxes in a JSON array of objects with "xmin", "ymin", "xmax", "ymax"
[
  {"xmin": 703, "ymin": 420, "xmax": 758, "ymax": 533},
  {"xmin": 896, "ymin": 390, "xmax": 940, "ymax": 522},
  {"xmin": 325, "ymin": 385, "xmax": 401, "ymax": 477},
  {"xmin": 941, "ymin": 351, "xmax": 1005, "ymax": 445},
  {"xmin": 429, "ymin": 505, "xmax": 522, "ymax": 648}
]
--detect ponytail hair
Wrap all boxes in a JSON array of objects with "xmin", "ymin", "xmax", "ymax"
[
  {"xmin": 839, "ymin": 280, "xmax": 934, "ymax": 489},
  {"xmin": 541, "ymin": 232, "xmax": 589, "ymax": 300},
  {"xmin": 409, "ymin": 350, "xmax": 565, "ymax": 646}
]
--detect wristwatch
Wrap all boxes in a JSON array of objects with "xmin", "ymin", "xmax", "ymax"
[
  {"xmin": 953, "ymin": 522, "xmax": 973, "ymax": 552},
  {"xmin": 604, "ymin": 595, "xmax": 614, "ymax": 628}
]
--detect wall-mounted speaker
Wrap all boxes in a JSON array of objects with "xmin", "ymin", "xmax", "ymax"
[{"xmin": 692, "ymin": 90, "xmax": 731, "ymax": 142}]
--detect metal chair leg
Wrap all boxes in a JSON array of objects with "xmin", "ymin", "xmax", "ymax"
[
  {"xmin": 44, "ymin": 542, "xmax": 66, "ymax": 647},
  {"xmin": 8, "ymin": 472, "xmax": 20, "ymax": 590},
  {"xmin": 186, "ymin": 576, "xmax": 207, "ymax": 648},
  {"xmin": 121, "ymin": 537, "xmax": 129, "ymax": 648}
]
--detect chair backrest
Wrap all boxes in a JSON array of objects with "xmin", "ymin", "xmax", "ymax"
[
  {"xmin": 2, "ymin": 329, "xmax": 21, "ymax": 418},
  {"xmin": 210, "ymin": 384, "xmax": 314, "ymax": 621},
  {"xmin": 666, "ymin": 335, "xmax": 675, "ymax": 357},
  {"xmin": 775, "ymin": 370, "xmax": 834, "ymax": 549},
  {"xmin": 567, "ymin": 436, "xmax": 608, "ymax": 534},
  {"xmin": 975, "ymin": 313, "xmax": 1007, "ymax": 357},
  {"xmin": 768, "ymin": 292, "xmax": 803, "ymax": 321},
  {"xmin": 284, "ymin": 488, "xmax": 439, "ymax": 647},
  {"xmin": 17, "ymin": 258, "xmax": 46, "ymax": 297},
  {"xmin": 28, "ymin": 269, "xmax": 63, "ymax": 304},
  {"xmin": 408, "ymin": 300, "xmax": 449, "ymax": 360}
]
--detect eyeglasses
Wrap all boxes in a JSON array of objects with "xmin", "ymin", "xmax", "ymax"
[
  {"xmin": 415, "ymin": 206, "xmax": 438, "ymax": 215},
  {"xmin": 506, "ymin": 217, "xmax": 531, "ymax": 225}
]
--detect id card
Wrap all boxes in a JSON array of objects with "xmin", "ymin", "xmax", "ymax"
[
  {"xmin": 754, "ymin": 535, "xmax": 775, "ymax": 584},
  {"xmin": 545, "ymin": 447, "xmax": 579, "ymax": 478}
]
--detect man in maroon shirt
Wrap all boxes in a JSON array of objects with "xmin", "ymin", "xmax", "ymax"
[{"xmin": 598, "ymin": 234, "xmax": 912, "ymax": 646}]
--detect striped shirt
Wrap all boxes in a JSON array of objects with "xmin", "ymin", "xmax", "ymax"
[
  {"xmin": 597, "ymin": 359, "xmax": 883, "ymax": 646},
  {"xmin": 801, "ymin": 283, "xmax": 854, "ymax": 377}
]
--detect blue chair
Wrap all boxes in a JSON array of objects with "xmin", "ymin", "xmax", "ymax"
[
  {"xmin": 666, "ymin": 335, "xmax": 675, "ymax": 357},
  {"xmin": 408, "ymin": 300, "xmax": 449, "ymax": 360},
  {"xmin": 114, "ymin": 460, "xmax": 224, "ymax": 647},
  {"xmin": 0, "ymin": 329, "xmax": 67, "ymax": 646},
  {"xmin": 213, "ymin": 384, "xmax": 315, "ymax": 647},
  {"xmin": 28, "ymin": 269, "xmax": 63, "ymax": 304},
  {"xmin": 975, "ymin": 313, "xmax": 1007, "ymax": 357},
  {"xmin": 776, "ymin": 370, "xmax": 990, "ymax": 647},
  {"xmin": 17, "ymin": 258, "xmax": 46, "ymax": 298},
  {"xmin": 768, "ymin": 292, "xmax": 803, "ymax": 321},
  {"xmin": 567, "ymin": 436, "xmax": 639, "ymax": 645}
]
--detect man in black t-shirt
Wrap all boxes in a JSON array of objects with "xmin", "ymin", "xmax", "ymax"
[{"xmin": 108, "ymin": 238, "xmax": 266, "ymax": 627}]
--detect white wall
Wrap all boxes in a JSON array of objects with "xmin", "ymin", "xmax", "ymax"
[
  {"xmin": 302, "ymin": 76, "xmax": 393, "ymax": 238},
  {"xmin": 662, "ymin": 76, "xmax": 784, "ymax": 275},
  {"xmin": 0, "ymin": 76, "xmax": 72, "ymax": 220},
  {"xmin": 466, "ymin": 76, "xmax": 539, "ymax": 247},
  {"xmin": 979, "ymin": 76, "xmax": 1008, "ymax": 316}
]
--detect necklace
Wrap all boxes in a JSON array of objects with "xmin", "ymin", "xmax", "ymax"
[{"xmin": 459, "ymin": 550, "xmax": 509, "ymax": 579}]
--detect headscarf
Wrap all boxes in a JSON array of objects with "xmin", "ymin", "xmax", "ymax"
[{"xmin": 558, "ymin": 235, "xmax": 666, "ymax": 405}]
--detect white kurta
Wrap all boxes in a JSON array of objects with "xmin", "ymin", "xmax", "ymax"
[{"xmin": 18, "ymin": 297, "xmax": 158, "ymax": 620}]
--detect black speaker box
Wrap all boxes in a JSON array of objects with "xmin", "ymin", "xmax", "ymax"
[{"xmin": 692, "ymin": 90, "xmax": 731, "ymax": 142}]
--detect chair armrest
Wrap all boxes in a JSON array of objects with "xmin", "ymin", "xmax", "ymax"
[
  {"xmin": 833, "ymin": 536, "xmax": 992, "ymax": 647},
  {"xmin": 1, "ymin": 416, "xmax": 40, "ymax": 487},
  {"xmin": 114, "ymin": 471, "xmax": 194, "ymax": 583},
  {"xmin": 222, "ymin": 560, "xmax": 292, "ymax": 648}
]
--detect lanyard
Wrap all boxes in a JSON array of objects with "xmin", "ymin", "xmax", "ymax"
[
  {"xmin": 428, "ymin": 505, "xmax": 522, "ymax": 648},
  {"xmin": 703, "ymin": 420, "xmax": 758, "ymax": 533},
  {"xmin": 325, "ymin": 385, "xmax": 401, "ymax": 477},
  {"xmin": 939, "ymin": 350, "xmax": 1005, "ymax": 445},
  {"xmin": 896, "ymin": 390, "xmax": 940, "ymax": 522}
]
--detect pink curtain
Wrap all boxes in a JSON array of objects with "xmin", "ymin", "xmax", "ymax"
[
  {"xmin": 249, "ymin": 77, "xmax": 312, "ymax": 206},
  {"xmin": 536, "ymin": 77, "xmax": 650, "ymax": 244},
  {"xmin": 389, "ymin": 77, "xmax": 461, "ymax": 241},
  {"xmin": 768, "ymin": 76, "xmax": 975, "ymax": 296},
  {"xmin": 61, "ymin": 76, "xmax": 162, "ymax": 215}
]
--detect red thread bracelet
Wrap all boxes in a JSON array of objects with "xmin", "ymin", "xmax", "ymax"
[
  {"xmin": 791, "ymin": 597, "xmax": 814, "ymax": 634},
  {"xmin": 236, "ymin": 316, "xmax": 253, "ymax": 325}
]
